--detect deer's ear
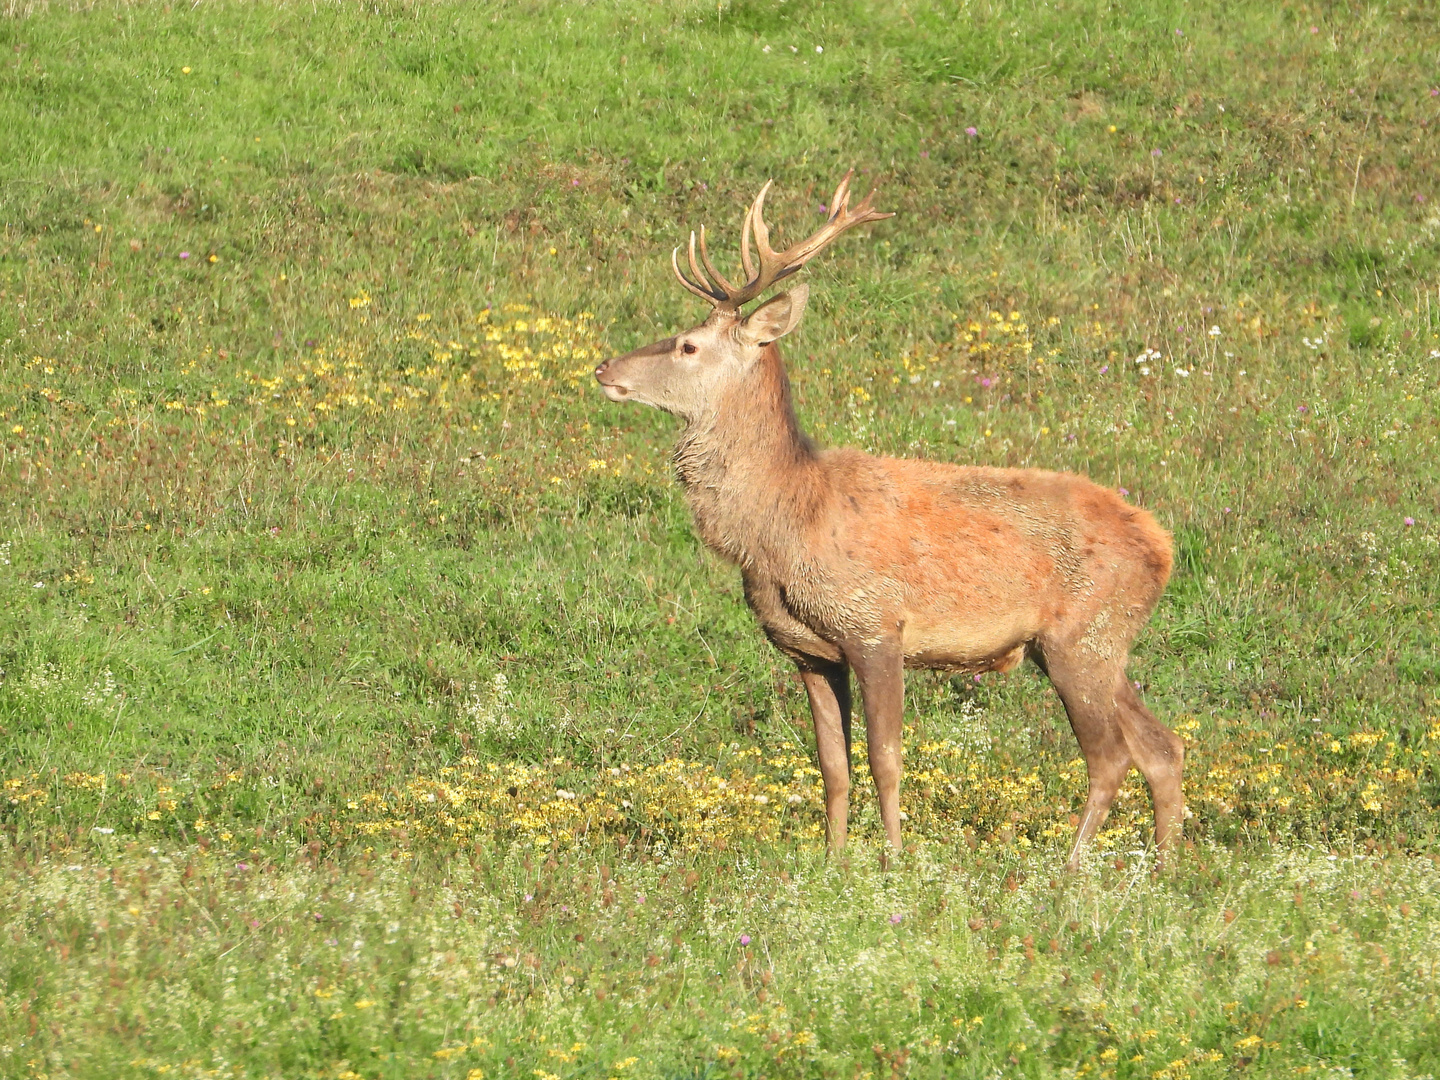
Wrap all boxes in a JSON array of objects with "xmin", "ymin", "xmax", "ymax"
[{"xmin": 738, "ymin": 284, "xmax": 809, "ymax": 346}]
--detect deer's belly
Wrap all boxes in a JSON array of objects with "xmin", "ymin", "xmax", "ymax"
[
  {"xmin": 899, "ymin": 614, "xmax": 1032, "ymax": 673},
  {"xmin": 775, "ymin": 575, "xmax": 1039, "ymax": 668}
]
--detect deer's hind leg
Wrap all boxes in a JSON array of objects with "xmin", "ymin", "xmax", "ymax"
[
  {"xmin": 1039, "ymin": 642, "xmax": 1184, "ymax": 868},
  {"xmin": 1038, "ymin": 650, "xmax": 1132, "ymax": 868},
  {"xmin": 1115, "ymin": 675, "xmax": 1185, "ymax": 858}
]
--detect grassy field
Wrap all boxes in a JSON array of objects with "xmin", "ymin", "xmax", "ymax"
[{"xmin": 1, "ymin": 0, "xmax": 1438, "ymax": 1076}]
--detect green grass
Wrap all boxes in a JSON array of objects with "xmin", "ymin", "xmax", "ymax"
[{"xmin": 0, "ymin": 0, "xmax": 1438, "ymax": 1075}]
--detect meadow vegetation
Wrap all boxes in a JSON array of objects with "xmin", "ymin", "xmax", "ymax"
[{"xmin": 0, "ymin": 0, "xmax": 1438, "ymax": 1076}]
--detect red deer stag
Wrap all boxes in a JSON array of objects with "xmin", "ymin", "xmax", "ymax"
[{"xmin": 594, "ymin": 172, "xmax": 1183, "ymax": 867}]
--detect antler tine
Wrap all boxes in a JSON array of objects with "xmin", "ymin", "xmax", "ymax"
[
  {"xmin": 739, "ymin": 204, "xmax": 756, "ymax": 282},
  {"xmin": 828, "ymin": 169, "xmax": 855, "ymax": 221},
  {"xmin": 748, "ymin": 180, "xmax": 777, "ymax": 265},
  {"xmin": 672, "ymin": 244, "xmax": 723, "ymax": 304},
  {"xmin": 686, "ymin": 231, "xmax": 717, "ymax": 297},
  {"xmin": 849, "ymin": 179, "xmax": 888, "ymax": 222},
  {"xmin": 696, "ymin": 225, "xmax": 738, "ymax": 297}
]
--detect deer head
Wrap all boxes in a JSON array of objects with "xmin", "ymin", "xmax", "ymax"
[{"xmin": 595, "ymin": 171, "xmax": 892, "ymax": 421}]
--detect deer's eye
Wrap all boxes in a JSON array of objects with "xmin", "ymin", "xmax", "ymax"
[{"xmin": 681, "ymin": 341, "xmax": 698, "ymax": 355}]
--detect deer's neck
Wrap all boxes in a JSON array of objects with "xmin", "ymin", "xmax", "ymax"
[{"xmin": 673, "ymin": 344, "xmax": 822, "ymax": 569}]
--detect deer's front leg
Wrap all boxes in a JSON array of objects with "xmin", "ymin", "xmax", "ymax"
[
  {"xmin": 845, "ymin": 638, "xmax": 906, "ymax": 850},
  {"xmin": 799, "ymin": 662, "xmax": 852, "ymax": 850}
]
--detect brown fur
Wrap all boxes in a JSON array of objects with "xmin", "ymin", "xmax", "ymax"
[{"xmin": 597, "ymin": 263, "xmax": 1184, "ymax": 867}]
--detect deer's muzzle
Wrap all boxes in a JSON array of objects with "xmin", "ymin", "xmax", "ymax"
[
  {"xmin": 594, "ymin": 338, "xmax": 676, "ymax": 404},
  {"xmin": 593, "ymin": 360, "xmax": 631, "ymax": 401}
]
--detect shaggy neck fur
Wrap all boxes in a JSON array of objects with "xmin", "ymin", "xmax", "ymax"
[{"xmin": 672, "ymin": 343, "xmax": 823, "ymax": 570}]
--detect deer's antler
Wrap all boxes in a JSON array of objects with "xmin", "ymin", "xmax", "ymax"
[{"xmin": 672, "ymin": 170, "xmax": 893, "ymax": 311}]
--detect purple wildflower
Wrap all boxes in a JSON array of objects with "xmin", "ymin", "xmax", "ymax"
[
  {"xmin": 179, "ymin": 251, "xmax": 190, "ymax": 259},
  {"xmin": 889, "ymin": 913, "xmax": 903, "ymax": 925},
  {"xmin": 1404, "ymin": 517, "xmax": 1415, "ymax": 526},
  {"xmin": 1099, "ymin": 364, "xmax": 1109, "ymax": 374},
  {"xmin": 1118, "ymin": 487, "xmax": 1129, "ymax": 496},
  {"xmin": 965, "ymin": 126, "xmax": 978, "ymax": 137},
  {"xmin": 740, "ymin": 934, "xmax": 751, "ymax": 946}
]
